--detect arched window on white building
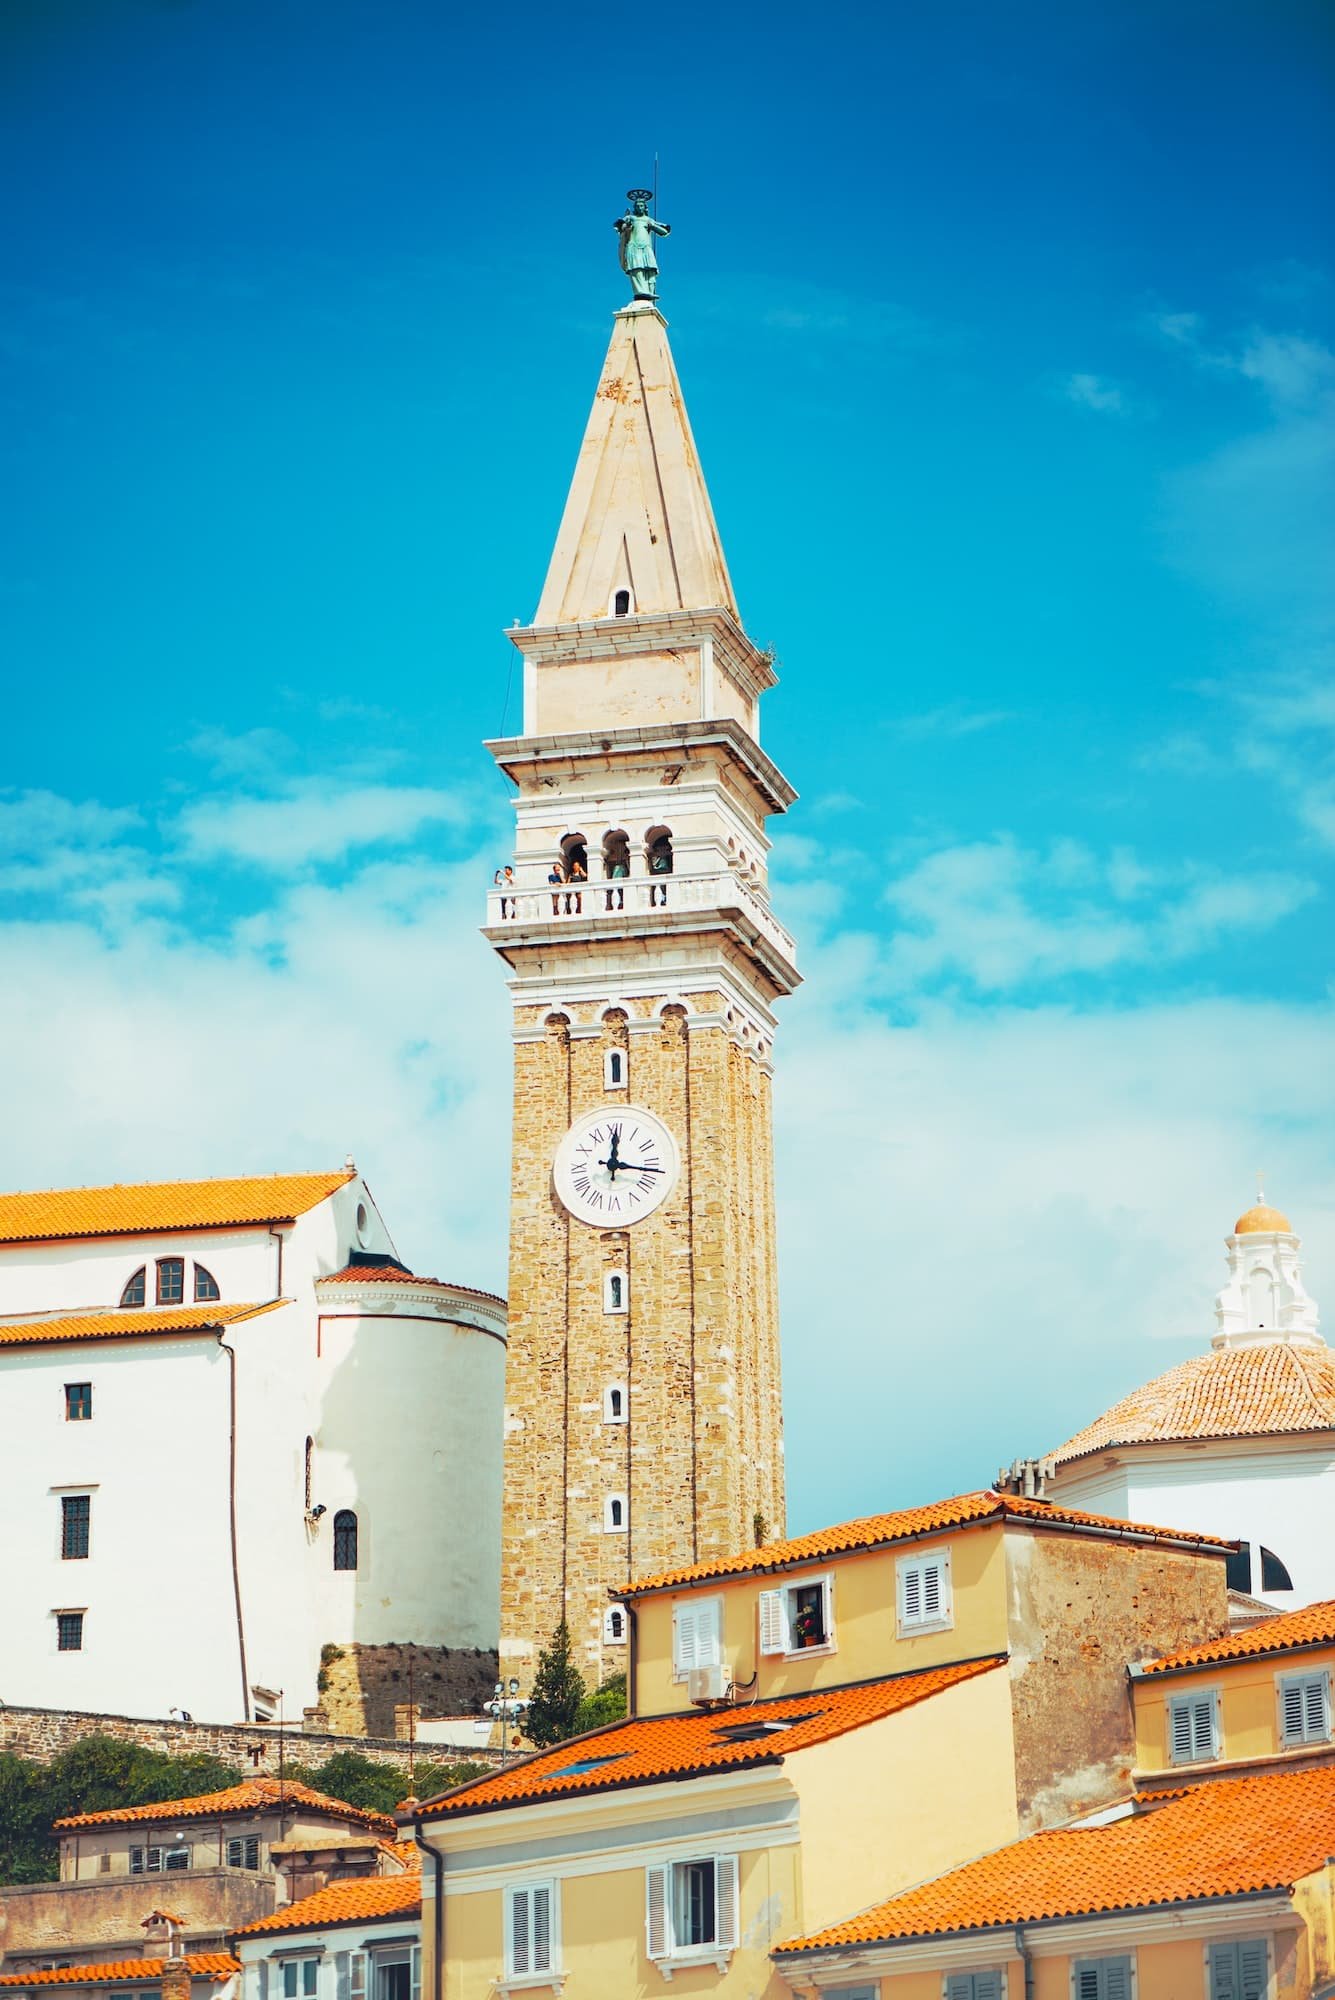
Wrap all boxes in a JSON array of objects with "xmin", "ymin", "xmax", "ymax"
[
  {"xmin": 120, "ymin": 1267, "xmax": 146, "ymax": 1308},
  {"xmin": 333, "ymin": 1509, "xmax": 358, "ymax": 1571}
]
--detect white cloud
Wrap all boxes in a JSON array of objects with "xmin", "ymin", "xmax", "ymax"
[
  {"xmin": 176, "ymin": 782, "xmax": 480, "ymax": 869},
  {"xmin": 1063, "ymin": 372, "xmax": 1126, "ymax": 416},
  {"xmin": 890, "ymin": 702, "xmax": 1015, "ymax": 741}
]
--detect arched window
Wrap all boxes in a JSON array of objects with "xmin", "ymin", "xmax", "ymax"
[
  {"xmin": 613, "ymin": 588, "xmax": 631, "ymax": 616},
  {"xmin": 603, "ymin": 1606, "xmax": 626, "ymax": 1643},
  {"xmin": 603, "ymin": 1271, "xmax": 628, "ymax": 1315},
  {"xmin": 120, "ymin": 1267, "xmax": 147, "ymax": 1308},
  {"xmin": 333, "ymin": 1510, "xmax": 358, "ymax": 1571},
  {"xmin": 604, "ymin": 1383, "xmax": 627, "ymax": 1422},
  {"xmin": 194, "ymin": 1265, "xmax": 220, "ymax": 1302},
  {"xmin": 602, "ymin": 829, "xmax": 631, "ymax": 879},
  {"xmin": 559, "ymin": 833, "xmax": 588, "ymax": 882},
  {"xmin": 156, "ymin": 1257, "xmax": 184, "ymax": 1305},
  {"xmin": 1260, "ymin": 1546, "xmax": 1294, "ymax": 1592},
  {"xmin": 1224, "ymin": 1540, "xmax": 1252, "ymax": 1594},
  {"xmin": 1247, "ymin": 1265, "xmax": 1277, "ymax": 1328},
  {"xmin": 645, "ymin": 827, "xmax": 674, "ymax": 876},
  {"xmin": 604, "ymin": 1494, "xmax": 626, "ymax": 1532},
  {"xmin": 604, "ymin": 1049, "xmax": 625, "ymax": 1088}
]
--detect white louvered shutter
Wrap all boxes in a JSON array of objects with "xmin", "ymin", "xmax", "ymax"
[
  {"xmin": 531, "ymin": 1885, "xmax": 553, "ymax": 1975},
  {"xmin": 1238, "ymin": 1942, "xmax": 1267, "ymax": 2000},
  {"xmin": 714, "ymin": 1854, "xmax": 739, "ymax": 1950},
  {"xmin": 759, "ymin": 1589, "xmax": 789, "ymax": 1656},
  {"xmin": 646, "ymin": 1865, "xmax": 671, "ymax": 1960},
  {"xmin": 901, "ymin": 1561, "xmax": 922, "ymax": 1625},
  {"xmin": 509, "ymin": 1886, "xmax": 532, "ymax": 1975},
  {"xmin": 974, "ymin": 1971, "xmax": 1003, "ymax": 2000},
  {"xmin": 1169, "ymin": 1695, "xmax": 1204, "ymax": 1763},
  {"xmin": 674, "ymin": 1599, "xmax": 721, "ymax": 1674},
  {"xmin": 674, "ymin": 1601, "xmax": 698, "ymax": 1675},
  {"xmin": 1306, "ymin": 1673, "xmax": 1329, "ymax": 1738},
  {"xmin": 1191, "ymin": 1693, "xmax": 1216, "ymax": 1758},
  {"xmin": 921, "ymin": 1557, "xmax": 943, "ymax": 1621}
]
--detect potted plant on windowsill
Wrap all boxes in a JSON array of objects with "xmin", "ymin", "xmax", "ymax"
[{"xmin": 794, "ymin": 1603, "xmax": 822, "ymax": 1649}]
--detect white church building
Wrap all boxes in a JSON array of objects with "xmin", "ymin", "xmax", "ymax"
[
  {"xmin": 0, "ymin": 1167, "xmax": 506, "ymax": 1726},
  {"xmin": 1044, "ymin": 1195, "xmax": 1335, "ymax": 1610}
]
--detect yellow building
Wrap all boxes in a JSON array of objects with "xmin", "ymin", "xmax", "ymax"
[
  {"xmin": 771, "ymin": 1763, "xmax": 1335, "ymax": 2000},
  {"xmin": 407, "ymin": 1488, "xmax": 1232, "ymax": 1998},
  {"xmin": 1130, "ymin": 1598, "xmax": 1335, "ymax": 1786}
]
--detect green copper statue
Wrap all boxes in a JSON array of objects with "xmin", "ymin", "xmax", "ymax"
[{"xmin": 615, "ymin": 189, "xmax": 671, "ymax": 301}]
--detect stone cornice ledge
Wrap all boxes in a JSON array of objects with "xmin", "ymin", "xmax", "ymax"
[{"xmin": 484, "ymin": 717, "xmax": 796, "ymax": 815}]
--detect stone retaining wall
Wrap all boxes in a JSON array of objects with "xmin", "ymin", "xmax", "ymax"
[{"xmin": 0, "ymin": 1704, "xmax": 497, "ymax": 1774}]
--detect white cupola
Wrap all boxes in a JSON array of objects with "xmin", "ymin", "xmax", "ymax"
[{"xmin": 1213, "ymin": 1189, "xmax": 1321, "ymax": 1349}]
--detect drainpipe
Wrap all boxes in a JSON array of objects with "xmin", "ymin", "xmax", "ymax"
[
  {"xmin": 620, "ymin": 1598, "xmax": 638, "ymax": 1719},
  {"xmin": 413, "ymin": 1814, "xmax": 444, "ymax": 2000},
  {"xmin": 1016, "ymin": 1925, "xmax": 1034, "ymax": 2000},
  {"xmin": 217, "ymin": 1333, "xmax": 251, "ymax": 1721},
  {"xmin": 269, "ymin": 1227, "xmax": 284, "ymax": 1299}
]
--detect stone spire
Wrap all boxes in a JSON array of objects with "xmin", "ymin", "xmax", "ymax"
[{"xmin": 533, "ymin": 304, "xmax": 738, "ymax": 627}]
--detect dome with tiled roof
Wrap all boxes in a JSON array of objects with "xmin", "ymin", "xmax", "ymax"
[
  {"xmin": 1050, "ymin": 1338, "xmax": 1335, "ymax": 1468},
  {"xmin": 1234, "ymin": 1202, "xmax": 1293, "ymax": 1235}
]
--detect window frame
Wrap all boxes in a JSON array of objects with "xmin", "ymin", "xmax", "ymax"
[
  {"xmin": 156, "ymin": 1256, "xmax": 185, "ymax": 1306},
  {"xmin": 602, "ymin": 1382, "xmax": 627, "ymax": 1422},
  {"xmin": 645, "ymin": 1854, "xmax": 738, "ymax": 1969},
  {"xmin": 672, "ymin": 1594, "xmax": 723, "ymax": 1681},
  {"xmin": 603, "ymin": 1048, "xmax": 627, "ymax": 1089},
  {"xmin": 945, "ymin": 1973, "xmax": 1006, "ymax": 2000},
  {"xmin": 119, "ymin": 1267, "xmax": 147, "ymax": 1308},
  {"xmin": 1167, "ymin": 1686, "xmax": 1220, "ymax": 1765},
  {"xmin": 1207, "ymin": 1938, "xmax": 1269, "ymax": 2000},
  {"xmin": 503, "ymin": 1878, "xmax": 558, "ymax": 1983},
  {"xmin": 55, "ymin": 1609, "xmax": 85, "ymax": 1652},
  {"xmin": 603, "ymin": 1270, "xmax": 628, "ymax": 1316},
  {"xmin": 60, "ymin": 1493, "xmax": 91, "ymax": 1561},
  {"xmin": 129, "ymin": 1844, "xmax": 192, "ymax": 1874},
  {"xmin": 226, "ymin": 1835, "xmax": 261, "ymax": 1869},
  {"xmin": 896, "ymin": 1546, "xmax": 953, "ymax": 1636},
  {"xmin": 603, "ymin": 1493, "xmax": 627, "ymax": 1533},
  {"xmin": 194, "ymin": 1263, "xmax": 221, "ymax": 1302},
  {"xmin": 758, "ymin": 1572, "xmax": 837, "ymax": 1659},
  {"xmin": 333, "ymin": 1509, "xmax": 359, "ymax": 1572},
  {"xmin": 65, "ymin": 1382, "xmax": 93, "ymax": 1422},
  {"xmin": 603, "ymin": 1605, "xmax": 627, "ymax": 1645},
  {"xmin": 1277, "ymin": 1667, "xmax": 1331, "ymax": 1747},
  {"xmin": 278, "ymin": 1957, "xmax": 320, "ymax": 2000}
]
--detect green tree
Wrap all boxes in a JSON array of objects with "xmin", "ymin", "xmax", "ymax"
[
  {"xmin": 524, "ymin": 1622, "xmax": 586, "ymax": 1748},
  {"xmin": 573, "ymin": 1671, "xmax": 627, "ymax": 1736},
  {"xmin": 0, "ymin": 1736, "xmax": 243, "ymax": 1887}
]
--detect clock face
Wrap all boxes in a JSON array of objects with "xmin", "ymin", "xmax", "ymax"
[{"xmin": 553, "ymin": 1106, "xmax": 679, "ymax": 1228}]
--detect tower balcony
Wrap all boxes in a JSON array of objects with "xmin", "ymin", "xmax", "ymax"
[{"xmin": 484, "ymin": 869, "xmax": 799, "ymax": 996}]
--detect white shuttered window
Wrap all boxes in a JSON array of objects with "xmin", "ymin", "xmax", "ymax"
[
  {"xmin": 898, "ymin": 1548, "xmax": 952, "ymax": 1634},
  {"xmin": 672, "ymin": 1595, "xmax": 722, "ymax": 1678},
  {"xmin": 1278, "ymin": 1670, "xmax": 1330, "ymax": 1746},
  {"xmin": 1167, "ymin": 1689, "xmax": 1219, "ymax": 1764},
  {"xmin": 644, "ymin": 1855, "xmax": 739, "ymax": 1963},
  {"xmin": 506, "ymin": 1880, "xmax": 556, "ymax": 1978}
]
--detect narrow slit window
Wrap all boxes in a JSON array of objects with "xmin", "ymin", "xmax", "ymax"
[
  {"xmin": 156, "ymin": 1257, "xmax": 185, "ymax": 1305},
  {"xmin": 604, "ymin": 1493, "xmax": 626, "ymax": 1532},
  {"xmin": 194, "ymin": 1264, "xmax": 220, "ymax": 1302},
  {"xmin": 604, "ymin": 1049, "xmax": 626, "ymax": 1088},
  {"xmin": 614, "ymin": 588, "xmax": 631, "ymax": 616},
  {"xmin": 603, "ymin": 1270, "xmax": 628, "ymax": 1315},
  {"xmin": 333, "ymin": 1509, "xmax": 358, "ymax": 1571},
  {"xmin": 120, "ymin": 1267, "xmax": 146, "ymax": 1308}
]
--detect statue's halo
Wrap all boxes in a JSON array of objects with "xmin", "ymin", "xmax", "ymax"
[{"xmin": 626, "ymin": 188, "xmax": 654, "ymax": 203}]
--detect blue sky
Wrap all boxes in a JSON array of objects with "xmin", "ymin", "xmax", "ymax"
[{"xmin": 2, "ymin": 0, "xmax": 1333, "ymax": 1533}]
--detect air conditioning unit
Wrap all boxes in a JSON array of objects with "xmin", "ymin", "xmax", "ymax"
[{"xmin": 688, "ymin": 1664, "xmax": 730, "ymax": 1706}]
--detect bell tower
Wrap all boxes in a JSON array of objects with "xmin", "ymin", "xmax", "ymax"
[{"xmin": 485, "ymin": 295, "xmax": 799, "ymax": 1680}]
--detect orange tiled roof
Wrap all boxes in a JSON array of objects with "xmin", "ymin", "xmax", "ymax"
[
  {"xmin": 620, "ymin": 1489, "xmax": 1231, "ymax": 1597},
  {"xmin": 0, "ymin": 1172, "xmax": 353, "ymax": 1246},
  {"xmin": 1138, "ymin": 1597, "xmax": 1335, "ymax": 1676},
  {"xmin": 233, "ymin": 1872, "xmax": 421, "ymax": 1939},
  {"xmin": 54, "ymin": 1778, "xmax": 395, "ymax": 1837},
  {"xmin": 0, "ymin": 1958, "xmax": 240, "ymax": 1989},
  {"xmin": 1050, "ymin": 1341, "xmax": 1335, "ymax": 1465},
  {"xmin": 317, "ymin": 1264, "xmax": 505, "ymax": 1307},
  {"xmin": 0, "ymin": 1302, "xmax": 283, "ymax": 1350},
  {"xmin": 776, "ymin": 1762, "xmax": 1335, "ymax": 1952},
  {"xmin": 416, "ymin": 1659, "xmax": 1005, "ymax": 1821}
]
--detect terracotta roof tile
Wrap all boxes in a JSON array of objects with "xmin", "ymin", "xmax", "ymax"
[
  {"xmin": 0, "ymin": 1172, "xmax": 353, "ymax": 1247},
  {"xmin": 54, "ymin": 1779, "xmax": 394, "ymax": 1837},
  {"xmin": 1051, "ymin": 1341, "xmax": 1335, "ymax": 1465},
  {"xmin": 0, "ymin": 1958, "xmax": 239, "ymax": 1989},
  {"xmin": 620, "ymin": 1489, "xmax": 1230, "ymax": 1597},
  {"xmin": 1139, "ymin": 1597, "xmax": 1335, "ymax": 1675},
  {"xmin": 416, "ymin": 1659, "xmax": 1005, "ymax": 1820},
  {"xmin": 0, "ymin": 1302, "xmax": 283, "ymax": 1350},
  {"xmin": 233, "ymin": 1873, "xmax": 421, "ymax": 1938},
  {"xmin": 776, "ymin": 1762, "xmax": 1335, "ymax": 1952}
]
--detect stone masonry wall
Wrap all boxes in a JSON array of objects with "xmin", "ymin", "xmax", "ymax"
[
  {"xmin": 0, "ymin": 1701, "xmax": 489, "ymax": 1774},
  {"xmin": 316, "ymin": 1642, "xmax": 498, "ymax": 1740},
  {"xmin": 1006, "ymin": 1528, "xmax": 1231, "ymax": 1831},
  {"xmin": 500, "ymin": 994, "xmax": 785, "ymax": 1685}
]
